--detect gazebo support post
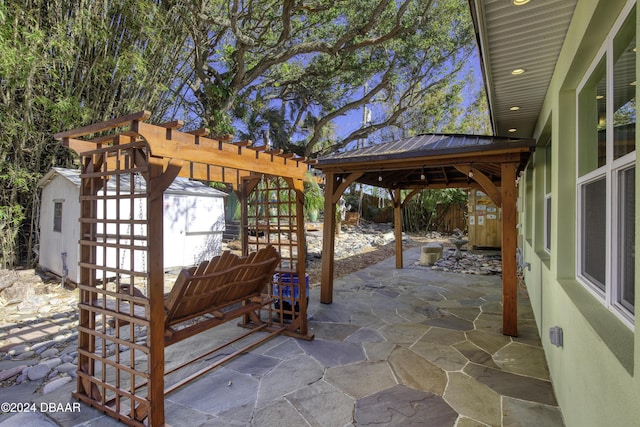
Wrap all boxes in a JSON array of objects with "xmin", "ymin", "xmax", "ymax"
[
  {"xmin": 320, "ymin": 172, "xmax": 363, "ymax": 304},
  {"xmin": 501, "ymin": 162, "xmax": 518, "ymax": 336},
  {"xmin": 294, "ymin": 183, "xmax": 309, "ymax": 335},
  {"xmin": 320, "ymin": 173, "xmax": 337, "ymax": 303},
  {"xmin": 391, "ymin": 189, "xmax": 403, "ymax": 269}
]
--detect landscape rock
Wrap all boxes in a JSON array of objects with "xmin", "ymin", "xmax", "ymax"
[
  {"xmin": 32, "ymin": 340, "xmax": 55, "ymax": 353},
  {"xmin": 0, "ymin": 365, "xmax": 27, "ymax": 381},
  {"xmin": 0, "ymin": 269, "xmax": 20, "ymax": 292},
  {"xmin": 40, "ymin": 348, "xmax": 59, "ymax": 358},
  {"xmin": 56, "ymin": 362, "xmax": 77, "ymax": 374},
  {"xmin": 27, "ymin": 363, "xmax": 53, "ymax": 381},
  {"xmin": 41, "ymin": 376, "xmax": 72, "ymax": 394},
  {"xmin": 429, "ymin": 250, "xmax": 502, "ymax": 275},
  {"xmin": 8, "ymin": 344, "xmax": 30, "ymax": 356},
  {"xmin": 13, "ymin": 350, "xmax": 36, "ymax": 360}
]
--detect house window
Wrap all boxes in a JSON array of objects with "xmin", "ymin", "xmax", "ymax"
[
  {"xmin": 577, "ymin": 4, "xmax": 636, "ymax": 325},
  {"xmin": 53, "ymin": 201, "xmax": 63, "ymax": 232},
  {"xmin": 617, "ymin": 166, "xmax": 635, "ymax": 313},
  {"xmin": 544, "ymin": 141, "xmax": 552, "ymax": 253}
]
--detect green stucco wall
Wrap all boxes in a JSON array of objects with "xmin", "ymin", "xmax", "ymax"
[{"xmin": 521, "ymin": 0, "xmax": 640, "ymax": 426}]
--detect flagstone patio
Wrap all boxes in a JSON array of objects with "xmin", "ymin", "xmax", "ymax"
[{"xmin": 0, "ymin": 246, "xmax": 563, "ymax": 426}]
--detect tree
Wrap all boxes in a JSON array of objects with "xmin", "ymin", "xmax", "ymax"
[
  {"xmin": 397, "ymin": 66, "xmax": 491, "ymax": 136},
  {"xmin": 178, "ymin": 0, "xmax": 475, "ymax": 156},
  {"xmin": 0, "ymin": 0, "xmax": 190, "ymax": 267},
  {"xmin": 393, "ymin": 58, "xmax": 490, "ymax": 234}
]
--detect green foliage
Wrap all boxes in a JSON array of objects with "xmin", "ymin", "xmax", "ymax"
[
  {"xmin": 0, "ymin": 0, "xmax": 481, "ymax": 267},
  {"xmin": 0, "ymin": 205, "xmax": 25, "ymax": 269},
  {"xmin": 0, "ymin": 0, "xmax": 190, "ymax": 266},
  {"xmin": 614, "ymin": 99, "xmax": 636, "ymax": 127},
  {"xmin": 182, "ymin": 0, "xmax": 475, "ymax": 156},
  {"xmin": 303, "ymin": 174, "xmax": 324, "ymax": 217},
  {"xmin": 398, "ymin": 69, "xmax": 491, "ymax": 136},
  {"xmin": 402, "ymin": 189, "xmax": 467, "ymax": 232}
]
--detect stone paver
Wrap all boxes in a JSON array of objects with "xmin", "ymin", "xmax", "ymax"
[
  {"xmin": 464, "ymin": 363, "xmax": 557, "ymax": 406},
  {"xmin": 444, "ymin": 371, "xmax": 502, "ymax": 426},
  {"xmin": 494, "ymin": 342, "xmax": 550, "ymax": 379},
  {"xmin": 388, "ymin": 346, "xmax": 447, "ymax": 394},
  {"xmin": 378, "ymin": 323, "xmax": 430, "ymax": 345},
  {"xmin": 325, "ymin": 361, "xmax": 397, "ymax": 399},
  {"xmin": 252, "ymin": 399, "xmax": 309, "ymax": 427},
  {"xmin": 298, "ymin": 339, "xmax": 365, "ymax": 367},
  {"xmin": 453, "ymin": 340, "xmax": 499, "ymax": 368},
  {"xmin": 286, "ymin": 380, "xmax": 354, "ymax": 427},
  {"xmin": 502, "ymin": 397, "xmax": 564, "ymax": 427},
  {"xmin": 256, "ymin": 354, "xmax": 324, "ymax": 407},
  {"xmin": 169, "ymin": 366, "xmax": 259, "ymax": 421},
  {"xmin": 354, "ymin": 385, "xmax": 458, "ymax": 426}
]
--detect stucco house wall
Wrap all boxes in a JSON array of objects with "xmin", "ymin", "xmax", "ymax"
[{"xmin": 520, "ymin": 1, "xmax": 639, "ymax": 425}]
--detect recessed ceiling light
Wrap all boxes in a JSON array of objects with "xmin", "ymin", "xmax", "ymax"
[
  {"xmin": 511, "ymin": 68, "xmax": 526, "ymax": 75},
  {"xmin": 510, "ymin": 106, "xmax": 521, "ymax": 111},
  {"xmin": 513, "ymin": 0, "xmax": 530, "ymax": 5},
  {"xmin": 631, "ymin": 81, "xmax": 637, "ymax": 86},
  {"xmin": 596, "ymin": 95, "xmax": 604, "ymax": 100},
  {"xmin": 508, "ymin": 128, "xmax": 517, "ymax": 133}
]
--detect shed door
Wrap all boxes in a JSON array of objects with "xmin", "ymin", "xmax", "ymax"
[{"xmin": 468, "ymin": 190, "xmax": 502, "ymax": 249}]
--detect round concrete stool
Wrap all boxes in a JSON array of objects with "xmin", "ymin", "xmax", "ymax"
[{"xmin": 420, "ymin": 243, "xmax": 443, "ymax": 266}]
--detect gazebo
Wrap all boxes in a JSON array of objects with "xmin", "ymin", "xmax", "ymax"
[
  {"xmin": 54, "ymin": 111, "xmax": 313, "ymax": 426},
  {"xmin": 314, "ymin": 133, "xmax": 535, "ymax": 337}
]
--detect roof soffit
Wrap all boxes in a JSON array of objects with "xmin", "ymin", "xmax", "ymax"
[{"xmin": 469, "ymin": 0, "xmax": 578, "ymax": 138}]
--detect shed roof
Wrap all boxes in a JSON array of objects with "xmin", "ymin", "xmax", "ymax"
[{"xmin": 38, "ymin": 167, "xmax": 227, "ymax": 197}]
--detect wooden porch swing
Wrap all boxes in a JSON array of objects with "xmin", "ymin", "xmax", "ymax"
[{"xmin": 54, "ymin": 111, "xmax": 315, "ymax": 427}]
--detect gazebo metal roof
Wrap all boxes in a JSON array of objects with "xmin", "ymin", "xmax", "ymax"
[{"xmin": 316, "ymin": 133, "xmax": 535, "ymax": 192}]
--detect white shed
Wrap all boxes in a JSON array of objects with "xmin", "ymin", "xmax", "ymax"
[{"xmin": 37, "ymin": 167, "xmax": 227, "ymax": 284}]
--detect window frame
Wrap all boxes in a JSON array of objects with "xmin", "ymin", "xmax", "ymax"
[
  {"xmin": 53, "ymin": 200, "xmax": 63, "ymax": 233},
  {"xmin": 576, "ymin": 1, "xmax": 636, "ymax": 328},
  {"xmin": 544, "ymin": 140, "xmax": 552, "ymax": 254}
]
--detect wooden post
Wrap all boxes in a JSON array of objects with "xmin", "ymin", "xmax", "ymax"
[
  {"xmin": 239, "ymin": 185, "xmax": 249, "ymax": 257},
  {"xmin": 501, "ymin": 162, "xmax": 518, "ymax": 336},
  {"xmin": 320, "ymin": 173, "xmax": 337, "ymax": 304},
  {"xmin": 76, "ymin": 156, "xmax": 99, "ymax": 400},
  {"xmin": 147, "ymin": 160, "xmax": 166, "ymax": 426},
  {"xmin": 295, "ymin": 186, "xmax": 308, "ymax": 335},
  {"xmin": 391, "ymin": 189, "xmax": 403, "ymax": 269}
]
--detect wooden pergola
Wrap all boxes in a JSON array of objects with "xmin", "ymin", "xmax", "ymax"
[
  {"xmin": 314, "ymin": 133, "xmax": 535, "ymax": 337},
  {"xmin": 54, "ymin": 111, "xmax": 313, "ymax": 427}
]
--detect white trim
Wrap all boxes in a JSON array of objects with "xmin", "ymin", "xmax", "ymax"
[
  {"xmin": 543, "ymin": 140, "xmax": 552, "ymax": 254},
  {"xmin": 576, "ymin": 174, "xmax": 607, "ymax": 294},
  {"xmin": 575, "ymin": 1, "xmax": 636, "ymax": 328},
  {"xmin": 612, "ymin": 163, "xmax": 636, "ymax": 326}
]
